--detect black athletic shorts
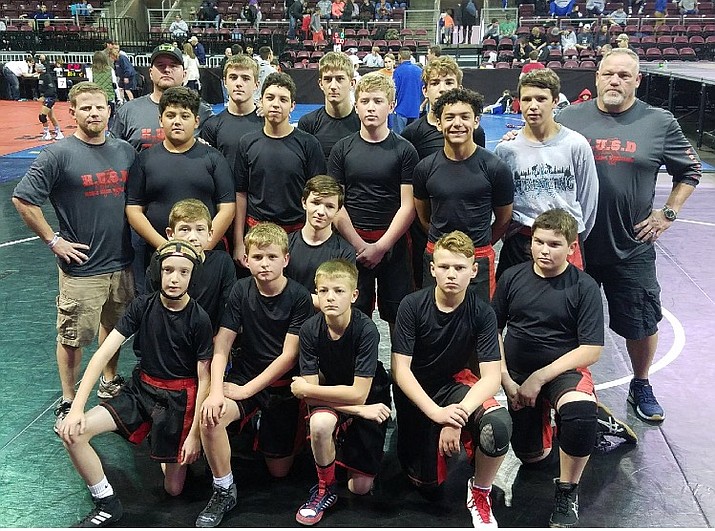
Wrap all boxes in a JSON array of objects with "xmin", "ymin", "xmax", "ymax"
[
  {"xmin": 354, "ymin": 231, "xmax": 414, "ymax": 324},
  {"xmin": 308, "ymin": 369, "xmax": 392, "ymax": 477},
  {"xmin": 100, "ymin": 367, "xmax": 197, "ymax": 463},
  {"xmin": 586, "ymin": 246, "xmax": 661, "ymax": 340},
  {"xmin": 226, "ymin": 373, "xmax": 305, "ymax": 459},
  {"xmin": 508, "ymin": 367, "xmax": 594, "ymax": 461},
  {"xmin": 394, "ymin": 368, "xmax": 501, "ymax": 487},
  {"xmin": 43, "ymin": 97, "xmax": 57, "ymax": 108}
]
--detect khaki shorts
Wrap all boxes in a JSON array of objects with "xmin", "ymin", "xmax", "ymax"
[{"xmin": 56, "ymin": 267, "xmax": 134, "ymax": 348}]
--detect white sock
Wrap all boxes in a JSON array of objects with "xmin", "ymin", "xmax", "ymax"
[
  {"xmin": 88, "ymin": 476, "xmax": 114, "ymax": 499},
  {"xmin": 213, "ymin": 472, "xmax": 233, "ymax": 489}
]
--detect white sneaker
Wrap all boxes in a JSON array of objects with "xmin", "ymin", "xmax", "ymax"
[
  {"xmin": 467, "ymin": 478, "xmax": 498, "ymax": 528},
  {"xmin": 42, "ymin": 131, "xmax": 52, "ymax": 140},
  {"xmin": 54, "ymin": 131, "xmax": 64, "ymax": 140}
]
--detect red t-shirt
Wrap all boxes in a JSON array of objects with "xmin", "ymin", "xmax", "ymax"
[{"xmin": 521, "ymin": 61, "xmax": 545, "ymax": 75}]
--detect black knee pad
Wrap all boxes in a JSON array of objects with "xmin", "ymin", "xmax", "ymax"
[
  {"xmin": 556, "ymin": 401, "xmax": 597, "ymax": 458},
  {"xmin": 476, "ymin": 407, "xmax": 513, "ymax": 457},
  {"xmin": 39, "ymin": 113, "xmax": 47, "ymax": 124}
]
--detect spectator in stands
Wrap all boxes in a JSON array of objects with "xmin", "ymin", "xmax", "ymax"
[
  {"xmin": 571, "ymin": 88, "xmax": 592, "ymax": 104},
  {"xmin": 483, "ymin": 18, "xmax": 501, "ymax": 42},
  {"xmin": 310, "ymin": 7, "xmax": 325, "ymax": 40},
  {"xmin": 170, "ymin": 14, "xmax": 189, "ymax": 42},
  {"xmin": 608, "ymin": 6, "xmax": 627, "ymax": 26},
  {"xmin": 189, "ymin": 35, "xmax": 207, "ymax": 66},
  {"xmin": 462, "ymin": 0, "xmax": 477, "ymax": 43},
  {"xmin": 586, "ymin": 0, "xmax": 605, "ymax": 15},
  {"xmin": 526, "ymin": 26, "xmax": 548, "ymax": 62},
  {"xmin": 520, "ymin": 50, "xmax": 545, "ymax": 78},
  {"xmin": 376, "ymin": 0, "xmax": 392, "ymax": 20},
  {"xmin": 575, "ymin": 24, "xmax": 594, "ymax": 52},
  {"xmin": 392, "ymin": 47, "xmax": 423, "ymax": 134},
  {"xmin": 199, "ymin": 0, "xmax": 221, "ymax": 28},
  {"xmin": 288, "ymin": 0, "xmax": 303, "ymax": 38},
  {"xmin": 561, "ymin": 27, "xmax": 577, "ymax": 51},
  {"xmin": 569, "ymin": 4, "xmax": 584, "ymax": 17},
  {"xmin": 615, "ymin": 33, "xmax": 630, "ymax": 48},
  {"xmin": 500, "ymin": 13, "xmax": 517, "ymax": 42},
  {"xmin": 513, "ymin": 36, "xmax": 529, "ymax": 64},
  {"xmin": 629, "ymin": 0, "xmax": 645, "ymax": 14},
  {"xmin": 453, "ymin": 3, "xmax": 463, "ymax": 43},
  {"xmin": 331, "ymin": 0, "xmax": 345, "ymax": 18},
  {"xmin": 654, "ymin": 0, "xmax": 668, "ymax": 25},
  {"xmin": 344, "ymin": 0, "xmax": 358, "ymax": 20},
  {"xmin": 550, "ymin": 0, "xmax": 575, "ymax": 16},
  {"xmin": 594, "ymin": 23, "xmax": 610, "ymax": 51},
  {"xmin": 364, "ymin": 46, "xmax": 385, "ymax": 67},
  {"xmin": 317, "ymin": 0, "xmax": 332, "ymax": 17},
  {"xmin": 440, "ymin": 9, "xmax": 455, "ymax": 44},
  {"xmin": 33, "ymin": 4, "xmax": 54, "ymax": 23},
  {"xmin": 256, "ymin": 46, "xmax": 277, "ymax": 103},
  {"xmin": 358, "ymin": 0, "xmax": 375, "ymax": 25},
  {"xmin": 678, "ymin": 0, "xmax": 698, "ymax": 14}
]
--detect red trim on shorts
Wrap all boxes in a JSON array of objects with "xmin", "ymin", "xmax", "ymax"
[
  {"xmin": 140, "ymin": 372, "xmax": 198, "ymax": 461},
  {"xmin": 246, "ymin": 215, "xmax": 304, "ymax": 234},
  {"xmin": 128, "ymin": 420, "xmax": 151, "ymax": 444},
  {"xmin": 355, "ymin": 227, "xmax": 388, "ymax": 241},
  {"xmin": 575, "ymin": 367, "xmax": 594, "ymax": 394},
  {"xmin": 426, "ymin": 242, "xmax": 497, "ymax": 299}
]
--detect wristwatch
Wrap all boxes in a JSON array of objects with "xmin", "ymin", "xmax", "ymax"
[{"xmin": 662, "ymin": 205, "xmax": 677, "ymax": 222}]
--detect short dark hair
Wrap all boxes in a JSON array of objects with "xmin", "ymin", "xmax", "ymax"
[
  {"xmin": 261, "ymin": 71, "xmax": 297, "ymax": 101},
  {"xmin": 259, "ymin": 46, "xmax": 273, "ymax": 60},
  {"xmin": 159, "ymin": 86, "xmax": 201, "ymax": 117},
  {"xmin": 532, "ymin": 208, "xmax": 578, "ymax": 244},
  {"xmin": 302, "ymin": 174, "xmax": 344, "ymax": 208},
  {"xmin": 428, "ymin": 45, "xmax": 442, "ymax": 57},
  {"xmin": 518, "ymin": 68, "xmax": 561, "ymax": 100},
  {"xmin": 433, "ymin": 87, "xmax": 484, "ymax": 121}
]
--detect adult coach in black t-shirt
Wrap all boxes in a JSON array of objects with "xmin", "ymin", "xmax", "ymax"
[
  {"xmin": 392, "ymin": 230, "xmax": 512, "ymax": 527},
  {"xmin": 413, "ymin": 87, "xmax": 513, "ymax": 302},
  {"xmin": 401, "ymin": 56, "xmax": 485, "ymax": 290},
  {"xmin": 13, "ymin": 82, "xmax": 136, "ymax": 429},
  {"xmin": 329, "ymin": 72, "xmax": 419, "ymax": 326},
  {"xmin": 234, "ymin": 72, "xmax": 326, "ymax": 268},
  {"xmin": 297, "ymin": 51, "xmax": 361, "ymax": 162},
  {"xmin": 493, "ymin": 209, "xmax": 603, "ymax": 528}
]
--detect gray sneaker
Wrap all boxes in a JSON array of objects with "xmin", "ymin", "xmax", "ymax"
[
  {"xmin": 97, "ymin": 375, "xmax": 126, "ymax": 399},
  {"xmin": 196, "ymin": 484, "xmax": 237, "ymax": 528},
  {"xmin": 53, "ymin": 400, "xmax": 72, "ymax": 434}
]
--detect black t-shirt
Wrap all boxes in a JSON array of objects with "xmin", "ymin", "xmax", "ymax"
[
  {"xmin": 299, "ymin": 308, "xmax": 389, "ymax": 404},
  {"xmin": 285, "ymin": 230, "xmax": 356, "ymax": 294},
  {"xmin": 13, "ymin": 135, "xmax": 136, "ymax": 276},
  {"xmin": 200, "ymin": 108, "xmax": 263, "ymax": 174},
  {"xmin": 38, "ymin": 71, "xmax": 57, "ymax": 98},
  {"xmin": 297, "ymin": 107, "xmax": 362, "ymax": 162},
  {"xmin": 400, "ymin": 114, "xmax": 486, "ymax": 160},
  {"xmin": 126, "ymin": 141, "xmax": 235, "ymax": 236},
  {"xmin": 492, "ymin": 262, "xmax": 604, "ymax": 378},
  {"xmin": 115, "ymin": 293, "xmax": 213, "ymax": 380},
  {"xmin": 413, "ymin": 148, "xmax": 514, "ymax": 246},
  {"xmin": 146, "ymin": 249, "xmax": 236, "ymax": 331},
  {"xmin": 328, "ymin": 131, "xmax": 419, "ymax": 230},
  {"xmin": 235, "ymin": 128, "xmax": 326, "ymax": 225},
  {"xmin": 392, "ymin": 286, "xmax": 501, "ymax": 391},
  {"xmin": 221, "ymin": 277, "xmax": 313, "ymax": 380}
]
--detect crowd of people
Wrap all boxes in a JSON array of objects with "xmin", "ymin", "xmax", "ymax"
[{"xmin": 9, "ymin": 42, "xmax": 701, "ymax": 529}]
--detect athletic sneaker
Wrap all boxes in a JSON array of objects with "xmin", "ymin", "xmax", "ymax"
[
  {"xmin": 75, "ymin": 494, "xmax": 123, "ymax": 527},
  {"xmin": 628, "ymin": 379, "xmax": 665, "ymax": 422},
  {"xmin": 97, "ymin": 375, "xmax": 126, "ymax": 399},
  {"xmin": 195, "ymin": 483, "xmax": 238, "ymax": 528},
  {"xmin": 549, "ymin": 480, "xmax": 579, "ymax": 528},
  {"xmin": 466, "ymin": 478, "xmax": 497, "ymax": 528},
  {"xmin": 42, "ymin": 131, "xmax": 52, "ymax": 140},
  {"xmin": 54, "ymin": 131, "xmax": 64, "ymax": 140},
  {"xmin": 53, "ymin": 400, "xmax": 72, "ymax": 434},
  {"xmin": 295, "ymin": 482, "xmax": 338, "ymax": 525},
  {"xmin": 595, "ymin": 402, "xmax": 638, "ymax": 445}
]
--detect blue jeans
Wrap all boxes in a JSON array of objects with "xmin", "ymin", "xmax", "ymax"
[{"xmin": 2, "ymin": 66, "xmax": 20, "ymax": 100}]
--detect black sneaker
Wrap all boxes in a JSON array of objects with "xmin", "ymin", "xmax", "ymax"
[
  {"xmin": 195, "ymin": 483, "xmax": 238, "ymax": 528},
  {"xmin": 54, "ymin": 400, "xmax": 72, "ymax": 435},
  {"xmin": 549, "ymin": 481, "xmax": 579, "ymax": 528},
  {"xmin": 595, "ymin": 402, "xmax": 638, "ymax": 445},
  {"xmin": 295, "ymin": 482, "xmax": 338, "ymax": 525},
  {"xmin": 74, "ymin": 494, "xmax": 123, "ymax": 527}
]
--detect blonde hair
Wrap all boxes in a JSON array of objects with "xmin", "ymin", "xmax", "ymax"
[
  {"xmin": 318, "ymin": 51, "xmax": 354, "ymax": 78},
  {"xmin": 182, "ymin": 42, "xmax": 196, "ymax": 59},
  {"xmin": 422, "ymin": 56, "xmax": 463, "ymax": 86},
  {"xmin": 69, "ymin": 81, "xmax": 107, "ymax": 106},
  {"xmin": 168, "ymin": 199, "xmax": 212, "ymax": 231},
  {"xmin": 244, "ymin": 222, "xmax": 289, "ymax": 254},
  {"xmin": 314, "ymin": 259, "xmax": 358, "ymax": 290},
  {"xmin": 355, "ymin": 71, "xmax": 396, "ymax": 103},
  {"xmin": 433, "ymin": 230, "xmax": 475, "ymax": 259},
  {"xmin": 224, "ymin": 54, "xmax": 259, "ymax": 80}
]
